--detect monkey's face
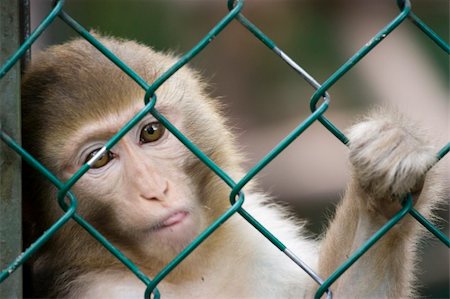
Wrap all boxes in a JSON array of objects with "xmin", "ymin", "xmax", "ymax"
[
  {"xmin": 61, "ymin": 101, "xmax": 205, "ymax": 257},
  {"xmin": 22, "ymin": 37, "xmax": 238, "ymax": 263}
]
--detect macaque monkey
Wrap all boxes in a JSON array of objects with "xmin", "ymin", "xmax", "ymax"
[{"xmin": 21, "ymin": 36, "xmax": 443, "ymax": 298}]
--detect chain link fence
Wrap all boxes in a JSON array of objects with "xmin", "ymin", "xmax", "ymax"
[{"xmin": 0, "ymin": 0, "xmax": 449, "ymax": 298}]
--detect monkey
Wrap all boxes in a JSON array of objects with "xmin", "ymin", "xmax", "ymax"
[{"xmin": 20, "ymin": 35, "xmax": 443, "ymax": 298}]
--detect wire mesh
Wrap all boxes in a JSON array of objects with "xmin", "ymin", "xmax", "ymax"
[{"xmin": 0, "ymin": 0, "xmax": 448, "ymax": 298}]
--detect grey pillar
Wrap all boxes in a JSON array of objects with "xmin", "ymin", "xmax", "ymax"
[{"xmin": 0, "ymin": 0, "xmax": 23, "ymax": 297}]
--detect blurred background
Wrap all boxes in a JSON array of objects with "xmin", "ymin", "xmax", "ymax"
[{"xmin": 29, "ymin": 0, "xmax": 449, "ymax": 297}]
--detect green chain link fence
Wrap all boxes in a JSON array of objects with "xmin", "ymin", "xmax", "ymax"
[{"xmin": 0, "ymin": 0, "xmax": 449, "ymax": 298}]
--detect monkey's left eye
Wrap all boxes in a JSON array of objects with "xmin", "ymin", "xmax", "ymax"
[
  {"xmin": 85, "ymin": 149, "xmax": 114, "ymax": 169},
  {"xmin": 140, "ymin": 122, "xmax": 165, "ymax": 144}
]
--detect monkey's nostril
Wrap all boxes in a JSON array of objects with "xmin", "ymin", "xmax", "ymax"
[{"xmin": 163, "ymin": 181, "xmax": 169, "ymax": 196}]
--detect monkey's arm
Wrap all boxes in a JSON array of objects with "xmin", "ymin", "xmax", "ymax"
[{"xmin": 317, "ymin": 111, "xmax": 439, "ymax": 298}]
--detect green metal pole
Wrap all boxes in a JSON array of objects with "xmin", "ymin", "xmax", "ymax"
[{"xmin": 0, "ymin": 0, "xmax": 22, "ymax": 298}]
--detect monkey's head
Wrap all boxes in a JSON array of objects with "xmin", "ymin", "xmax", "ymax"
[{"xmin": 22, "ymin": 36, "xmax": 243, "ymax": 264}]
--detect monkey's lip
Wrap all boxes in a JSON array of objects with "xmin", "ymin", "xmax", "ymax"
[{"xmin": 156, "ymin": 211, "xmax": 189, "ymax": 230}]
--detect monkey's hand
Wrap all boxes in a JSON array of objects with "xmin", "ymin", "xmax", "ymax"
[{"xmin": 347, "ymin": 112, "xmax": 436, "ymax": 219}]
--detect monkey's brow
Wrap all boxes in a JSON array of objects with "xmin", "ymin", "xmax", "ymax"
[
  {"xmin": 72, "ymin": 105, "xmax": 173, "ymax": 150},
  {"xmin": 71, "ymin": 111, "xmax": 145, "ymax": 146}
]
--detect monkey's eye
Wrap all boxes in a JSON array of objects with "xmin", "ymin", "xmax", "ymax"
[
  {"xmin": 140, "ymin": 122, "xmax": 165, "ymax": 144},
  {"xmin": 85, "ymin": 149, "xmax": 114, "ymax": 169}
]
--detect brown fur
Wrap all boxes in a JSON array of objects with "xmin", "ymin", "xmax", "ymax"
[{"xmin": 22, "ymin": 36, "xmax": 443, "ymax": 298}]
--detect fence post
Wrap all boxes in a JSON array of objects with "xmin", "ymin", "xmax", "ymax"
[{"xmin": 0, "ymin": 0, "xmax": 23, "ymax": 297}]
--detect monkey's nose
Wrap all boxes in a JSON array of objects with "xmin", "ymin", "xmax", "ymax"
[{"xmin": 138, "ymin": 177, "xmax": 169, "ymax": 202}]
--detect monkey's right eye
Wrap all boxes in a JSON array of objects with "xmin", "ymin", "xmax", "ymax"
[
  {"xmin": 85, "ymin": 149, "xmax": 114, "ymax": 169},
  {"xmin": 140, "ymin": 122, "xmax": 165, "ymax": 144}
]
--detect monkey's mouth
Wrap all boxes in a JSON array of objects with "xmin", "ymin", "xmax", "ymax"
[
  {"xmin": 161, "ymin": 211, "xmax": 188, "ymax": 228},
  {"xmin": 152, "ymin": 211, "xmax": 189, "ymax": 231}
]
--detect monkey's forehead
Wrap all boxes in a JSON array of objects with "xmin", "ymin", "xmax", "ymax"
[
  {"xmin": 22, "ymin": 36, "xmax": 206, "ymax": 124},
  {"xmin": 24, "ymin": 36, "xmax": 187, "ymax": 97}
]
